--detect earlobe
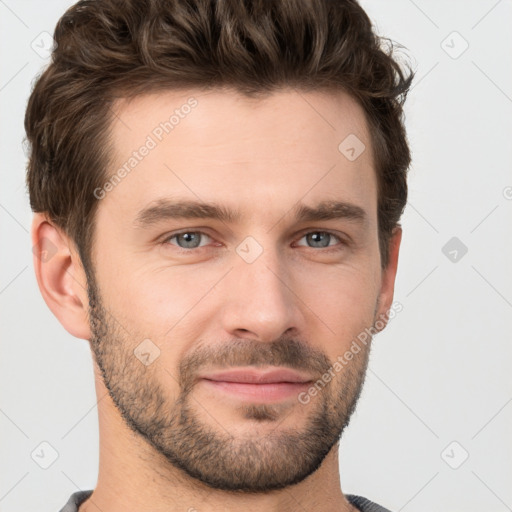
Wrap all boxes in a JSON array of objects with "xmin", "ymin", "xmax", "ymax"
[
  {"xmin": 375, "ymin": 226, "xmax": 402, "ymax": 332},
  {"xmin": 31, "ymin": 213, "xmax": 92, "ymax": 340}
]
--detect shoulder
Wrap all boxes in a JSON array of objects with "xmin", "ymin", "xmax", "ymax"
[{"xmin": 346, "ymin": 493, "xmax": 394, "ymax": 512}]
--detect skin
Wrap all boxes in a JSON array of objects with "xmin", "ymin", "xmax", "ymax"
[{"xmin": 32, "ymin": 87, "xmax": 401, "ymax": 512}]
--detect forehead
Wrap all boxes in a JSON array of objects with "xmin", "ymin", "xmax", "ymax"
[{"xmin": 102, "ymin": 87, "xmax": 377, "ymax": 225}]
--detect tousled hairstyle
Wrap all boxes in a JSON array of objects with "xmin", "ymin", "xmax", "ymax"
[{"xmin": 25, "ymin": 0, "xmax": 415, "ymax": 273}]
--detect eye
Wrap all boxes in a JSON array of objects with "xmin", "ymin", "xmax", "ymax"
[
  {"xmin": 295, "ymin": 231, "xmax": 344, "ymax": 249},
  {"xmin": 160, "ymin": 229, "xmax": 346, "ymax": 253},
  {"xmin": 163, "ymin": 231, "xmax": 213, "ymax": 249}
]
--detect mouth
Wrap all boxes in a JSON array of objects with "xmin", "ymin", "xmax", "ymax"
[{"xmin": 198, "ymin": 367, "xmax": 313, "ymax": 402}]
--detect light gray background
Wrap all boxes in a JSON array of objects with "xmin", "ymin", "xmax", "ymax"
[{"xmin": 1, "ymin": 1, "xmax": 511, "ymax": 511}]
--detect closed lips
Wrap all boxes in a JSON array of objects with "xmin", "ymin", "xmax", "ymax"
[{"xmin": 199, "ymin": 368, "xmax": 313, "ymax": 384}]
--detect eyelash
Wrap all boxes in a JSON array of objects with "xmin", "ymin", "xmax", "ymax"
[{"xmin": 160, "ymin": 230, "xmax": 347, "ymax": 253}]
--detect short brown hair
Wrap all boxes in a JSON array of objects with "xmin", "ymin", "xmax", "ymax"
[{"xmin": 25, "ymin": 0, "xmax": 415, "ymax": 273}]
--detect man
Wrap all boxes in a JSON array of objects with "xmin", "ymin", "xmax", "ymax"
[{"xmin": 25, "ymin": 0, "xmax": 414, "ymax": 511}]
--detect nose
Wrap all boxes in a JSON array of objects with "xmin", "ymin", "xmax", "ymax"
[{"xmin": 218, "ymin": 243, "xmax": 304, "ymax": 342}]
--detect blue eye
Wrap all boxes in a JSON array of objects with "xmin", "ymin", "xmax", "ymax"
[
  {"xmin": 296, "ymin": 231, "xmax": 343, "ymax": 249},
  {"xmin": 161, "ymin": 230, "xmax": 345, "ymax": 252},
  {"xmin": 165, "ymin": 231, "xmax": 212, "ymax": 249}
]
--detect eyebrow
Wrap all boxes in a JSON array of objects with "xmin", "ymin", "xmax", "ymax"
[{"xmin": 133, "ymin": 198, "xmax": 368, "ymax": 228}]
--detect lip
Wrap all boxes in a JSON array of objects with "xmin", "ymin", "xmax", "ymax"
[
  {"xmin": 199, "ymin": 367, "xmax": 313, "ymax": 384},
  {"xmin": 201, "ymin": 380, "xmax": 311, "ymax": 402},
  {"xmin": 198, "ymin": 367, "xmax": 313, "ymax": 402}
]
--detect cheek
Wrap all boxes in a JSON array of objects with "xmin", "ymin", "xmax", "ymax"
[
  {"xmin": 101, "ymin": 262, "xmax": 223, "ymax": 340},
  {"xmin": 300, "ymin": 256, "xmax": 379, "ymax": 306},
  {"xmin": 295, "ymin": 262, "xmax": 379, "ymax": 352}
]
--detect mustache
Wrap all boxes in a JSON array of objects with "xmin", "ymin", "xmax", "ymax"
[{"xmin": 179, "ymin": 337, "xmax": 331, "ymax": 391}]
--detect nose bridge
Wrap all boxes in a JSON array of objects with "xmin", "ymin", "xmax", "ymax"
[
  {"xmin": 220, "ymin": 234, "xmax": 301, "ymax": 339},
  {"xmin": 236, "ymin": 235, "xmax": 291, "ymax": 307}
]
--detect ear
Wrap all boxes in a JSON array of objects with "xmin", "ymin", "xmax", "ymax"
[
  {"xmin": 374, "ymin": 225, "xmax": 402, "ymax": 332},
  {"xmin": 31, "ymin": 213, "xmax": 91, "ymax": 340}
]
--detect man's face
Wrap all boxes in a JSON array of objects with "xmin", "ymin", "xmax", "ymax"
[{"xmin": 86, "ymin": 88, "xmax": 389, "ymax": 492}]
